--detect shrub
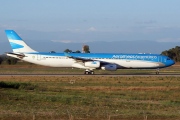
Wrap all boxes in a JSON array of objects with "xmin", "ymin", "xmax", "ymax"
[{"xmin": 0, "ymin": 81, "xmax": 36, "ymax": 90}]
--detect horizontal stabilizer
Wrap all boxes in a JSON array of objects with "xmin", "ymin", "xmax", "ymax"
[{"xmin": 6, "ymin": 52, "xmax": 25, "ymax": 59}]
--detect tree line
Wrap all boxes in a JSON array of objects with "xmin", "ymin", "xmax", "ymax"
[
  {"xmin": 64, "ymin": 45, "xmax": 90, "ymax": 53},
  {"xmin": 0, "ymin": 55, "xmax": 18, "ymax": 65},
  {"xmin": 161, "ymin": 46, "xmax": 180, "ymax": 62}
]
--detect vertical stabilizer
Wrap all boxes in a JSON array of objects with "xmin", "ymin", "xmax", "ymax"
[{"xmin": 5, "ymin": 30, "xmax": 37, "ymax": 53}]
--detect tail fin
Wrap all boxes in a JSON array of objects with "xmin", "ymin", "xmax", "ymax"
[{"xmin": 5, "ymin": 30, "xmax": 37, "ymax": 53}]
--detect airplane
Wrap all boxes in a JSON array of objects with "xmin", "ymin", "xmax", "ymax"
[{"xmin": 5, "ymin": 30, "xmax": 175, "ymax": 75}]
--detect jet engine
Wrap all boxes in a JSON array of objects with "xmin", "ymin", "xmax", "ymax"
[
  {"xmin": 101, "ymin": 64, "xmax": 117, "ymax": 71},
  {"xmin": 84, "ymin": 61, "xmax": 100, "ymax": 68}
]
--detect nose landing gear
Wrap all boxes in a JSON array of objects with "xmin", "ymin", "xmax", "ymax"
[{"xmin": 156, "ymin": 68, "xmax": 160, "ymax": 75}]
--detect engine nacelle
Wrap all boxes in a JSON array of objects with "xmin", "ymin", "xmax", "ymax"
[
  {"xmin": 84, "ymin": 61, "xmax": 100, "ymax": 68},
  {"xmin": 101, "ymin": 64, "xmax": 117, "ymax": 71}
]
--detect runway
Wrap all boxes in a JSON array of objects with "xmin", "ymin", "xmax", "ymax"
[{"xmin": 0, "ymin": 73, "xmax": 180, "ymax": 77}]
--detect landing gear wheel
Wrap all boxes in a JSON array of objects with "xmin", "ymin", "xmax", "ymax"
[
  {"xmin": 84, "ymin": 70, "xmax": 94, "ymax": 75},
  {"xmin": 91, "ymin": 71, "xmax": 94, "ymax": 74},
  {"xmin": 156, "ymin": 71, "xmax": 159, "ymax": 75},
  {"xmin": 84, "ymin": 71, "xmax": 89, "ymax": 74},
  {"xmin": 156, "ymin": 68, "xmax": 160, "ymax": 75}
]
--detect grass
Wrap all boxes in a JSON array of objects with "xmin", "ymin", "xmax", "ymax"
[
  {"xmin": 0, "ymin": 76, "xmax": 180, "ymax": 120},
  {"xmin": 0, "ymin": 66, "xmax": 180, "ymax": 75},
  {"xmin": 0, "ymin": 61, "xmax": 180, "ymax": 75}
]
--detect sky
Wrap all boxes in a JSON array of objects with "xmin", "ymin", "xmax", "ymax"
[{"xmin": 0, "ymin": 0, "xmax": 180, "ymax": 53}]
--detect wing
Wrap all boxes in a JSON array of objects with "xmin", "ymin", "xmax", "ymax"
[
  {"xmin": 64, "ymin": 52, "xmax": 108, "ymax": 64},
  {"xmin": 64, "ymin": 53, "xmax": 92, "ymax": 62},
  {"xmin": 64, "ymin": 53, "xmax": 121, "ymax": 70}
]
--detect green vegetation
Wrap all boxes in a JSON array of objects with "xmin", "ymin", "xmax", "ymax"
[
  {"xmin": 0, "ymin": 55, "xmax": 18, "ymax": 65},
  {"xmin": 0, "ymin": 76, "xmax": 180, "ymax": 120},
  {"xmin": 0, "ymin": 61, "xmax": 180, "ymax": 75},
  {"xmin": 64, "ymin": 49, "xmax": 81, "ymax": 53},
  {"xmin": 0, "ymin": 81, "xmax": 36, "ymax": 90},
  {"xmin": 82, "ymin": 45, "xmax": 90, "ymax": 53},
  {"xmin": 161, "ymin": 46, "xmax": 180, "ymax": 62},
  {"xmin": 0, "ymin": 57, "xmax": 3, "ymax": 64},
  {"xmin": 64, "ymin": 44, "xmax": 90, "ymax": 53}
]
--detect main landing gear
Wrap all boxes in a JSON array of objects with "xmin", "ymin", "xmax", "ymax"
[{"xmin": 84, "ymin": 70, "xmax": 94, "ymax": 75}]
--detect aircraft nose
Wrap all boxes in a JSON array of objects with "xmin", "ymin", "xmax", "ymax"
[
  {"xmin": 168, "ymin": 59, "xmax": 175, "ymax": 66},
  {"xmin": 171, "ymin": 60, "xmax": 175, "ymax": 65}
]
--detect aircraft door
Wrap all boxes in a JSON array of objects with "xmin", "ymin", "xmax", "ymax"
[
  {"xmin": 37, "ymin": 55, "xmax": 41, "ymax": 61},
  {"xmin": 158, "ymin": 56, "xmax": 166, "ymax": 63},
  {"xmin": 163, "ymin": 57, "xmax": 166, "ymax": 63},
  {"xmin": 158, "ymin": 56, "xmax": 162, "ymax": 62}
]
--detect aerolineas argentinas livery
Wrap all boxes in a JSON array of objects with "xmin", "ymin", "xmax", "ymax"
[{"xmin": 5, "ymin": 30, "xmax": 175, "ymax": 74}]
